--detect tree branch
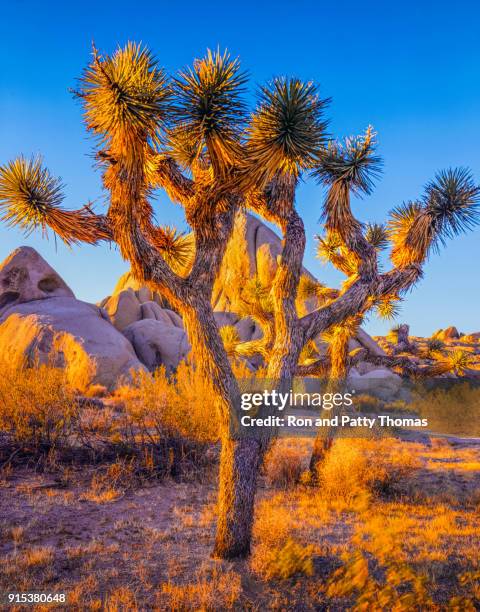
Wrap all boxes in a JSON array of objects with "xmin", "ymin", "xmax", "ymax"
[
  {"xmin": 301, "ymin": 261, "xmax": 423, "ymax": 344},
  {"xmin": 187, "ymin": 198, "xmax": 240, "ymax": 291},
  {"xmin": 301, "ymin": 278, "xmax": 371, "ymax": 341},
  {"xmin": 296, "ymin": 356, "xmax": 330, "ymax": 376},
  {"xmin": 153, "ymin": 156, "xmax": 195, "ymax": 205}
]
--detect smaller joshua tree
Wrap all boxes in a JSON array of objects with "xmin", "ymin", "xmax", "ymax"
[{"xmin": 1, "ymin": 44, "xmax": 479, "ymax": 559}]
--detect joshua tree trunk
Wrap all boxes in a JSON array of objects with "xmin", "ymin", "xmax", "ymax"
[
  {"xmin": 213, "ymin": 436, "xmax": 264, "ymax": 558},
  {"xmin": 178, "ymin": 296, "xmax": 267, "ymax": 558},
  {"xmin": 309, "ymin": 315, "xmax": 361, "ymax": 473}
]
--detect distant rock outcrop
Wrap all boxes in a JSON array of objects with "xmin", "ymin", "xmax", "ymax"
[{"xmin": 434, "ymin": 326, "xmax": 461, "ymax": 341}]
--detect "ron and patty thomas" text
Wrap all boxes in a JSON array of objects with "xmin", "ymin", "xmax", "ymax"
[{"xmin": 240, "ymin": 415, "xmax": 428, "ymax": 428}]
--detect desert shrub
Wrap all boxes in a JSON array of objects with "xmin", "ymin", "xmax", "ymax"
[
  {"xmin": 0, "ymin": 359, "xmax": 77, "ymax": 450},
  {"xmin": 460, "ymin": 334, "xmax": 478, "ymax": 344},
  {"xmin": 111, "ymin": 364, "xmax": 220, "ymax": 479},
  {"xmin": 360, "ymin": 438, "xmax": 423, "ymax": 497},
  {"xmin": 0, "ymin": 357, "xmax": 217, "ymax": 479},
  {"xmin": 263, "ymin": 441, "xmax": 306, "ymax": 488},
  {"xmin": 316, "ymin": 439, "xmax": 422, "ymax": 510},
  {"xmin": 426, "ymin": 337, "xmax": 446, "ymax": 355},
  {"xmin": 81, "ymin": 458, "xmax": 138, "ymax": 503},
  {"xmin": 411, "ymin": 383, "xmax": 480, "ymax": 437},
  {"xmin": 316, "ymin": 440, "xmax": 375, "ymax": 511},
  {"xmin": 351, "ymin": 393, "xmax": 383, "ymax": 412},
  {"xmin": 83, "ymin": 383, "xmax": 108, "ymax": 398},
  {"xmin": 116, "ymin": 363, "xmax": 219, "ymax": 444},
  {"xmin": 252, "ymin": 537, "xmax": 314, "ymax": 580}
]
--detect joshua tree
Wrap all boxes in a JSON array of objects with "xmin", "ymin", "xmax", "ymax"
[{"xmin": 1, "ymin": 44, "xmax": 479, "ymax": 558}]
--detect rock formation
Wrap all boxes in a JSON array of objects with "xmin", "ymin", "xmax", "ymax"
[
  {"xmin": 0, "ymin": 248, "xmax": 143, "ymax": 390},
  {"xmin": 0, "ymin": 246, "xmax": 74, "ymax": 314},
  {"xmin": 123, "ymin": 319, "xmax": 190, "ymax": 373},
  {"xmin": 434, "ymin": 326, "xmax": 461, "ymax": 341}
]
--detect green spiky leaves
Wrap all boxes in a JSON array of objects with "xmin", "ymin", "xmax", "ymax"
[
  {"xmin": 152, "ymin": 226, "xmax": 194, "ymax": 274},
  {"xmin": 78, "ymin": 43, "xmax": 170, "ymax": 149},
  {"xmin": 245, "ymin": 78, "xmax": 328, "ymax": 187},
  {"xmin": 388, "ymin": 169, "xmax": 480, "ymax": 267},
  {"xmin": 0, "ymin": 157, "xmax": 107, "ymax": 245},
  {"xmin": 314, "ymin": 126, "xmax": 382, "ymax": 195},
  {"xmin": 424, "ymin": 168, "xmax": 480, "ymax": 246},
  {"xmin": 365, "ymin": 223, "xmax": 389, "ymax": 250},
  {"xmin": 171, "ymin": 49, "xmax": 247, "ymax": 177},
  {"xmin": 314, "ymin": 128, "xmax": 382, "ymax": 240},
  {"xmin": 0, "ymin": 156, "xmax": 64, "ymax": 233}
]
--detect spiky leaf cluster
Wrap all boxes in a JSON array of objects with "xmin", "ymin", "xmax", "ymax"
[
  {"xmin": 313, "ymin": 126, "xmax": 382, "ymax": 195},
  {"xmin": 296, "ymin": 275, "xmax": 339, "ymax": 316},
  {"xmin": 244, "ymin": 78, "xmax": 328, "ymax": 186},
  {"xmin": 299, "ymin": 340, "xmax": 320, "ymax": 364},
  {"xmin": 313, "ymin": 128, "xmax": 382, "ymax": 240},
  {"xmin": 423, "ymin": 167, "xmax": 480, "ymax": 247},
  {"xmin": 444, "ymin": 349, "xmax": 474, "ymax": 375},
  {"xmin": 372, "ymin": 295, "xmax": 402, "ymax": 321},
  {"xmin": 171, "ymin": 49, "xmax": 247, "ymax": 176},
  {"xmin": 237, "ymin": 277, "xmax": 274, "ymax": 323},
  {"xmin": 316, "ymin": 230, "xmax": 359, "ymax": 276},
  {"xmin": 220, "ymin": 325, "xmax": 241, "ymax": 357},
  {"xmin": 322, "ymin": 316, "xmax": 360, "ymax": 345},
  {"xmin": 389, "ymin": 169, "xmax": 480, "ymax": 267},
  {"xmin": 429, "ymin": 349, "xmax": 474, "ymax": 377},
  {"xmin": 78, "ymin": 43, "xmax": 170, "ymax": 150},
  {"xmin": 296, "ymin": 275, "xmax": 322, "ymax": 301},
  {"xmin": 0, "ymin": 157, "xmax": 105, "ymax": 245},
  {"xmin": 152, "ymin": 226, "xmax": 194, "ymax": 273},
  {"xmin": 388, "ymin": 201, "xmax": 424, "ymax": 266},
  {"xmin": 365, "ymin": 222, "xmax": 389, "ymax": 250}
]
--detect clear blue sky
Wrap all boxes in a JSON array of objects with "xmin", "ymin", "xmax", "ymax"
[{"xmin": 1, "ymin": 0, "xmax": 479, "ymax": 335}]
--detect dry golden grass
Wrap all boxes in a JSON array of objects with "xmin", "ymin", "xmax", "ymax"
[
  {"xmin": 103, "ymin": 587, "xmax": 138, "ymax": 612},
  {"xmin": 310, "ymin": 438, "xmax": 422, "ymax": 513},
  {"xmin": 0, "ymin": 436, "xmax": 479, "ymax": 609},
  {"xmin": 159, "ymin": 565, "xmax": 242, "ymax": 610},
  {"xmin": 0, "ymin": 358, "xmax": 77, "ymax": 449},
  {"xmin": 251, "ymin": 538, "xmax": 315, "ymax": 580},
  {"xmin": 263, "ymin": 440, "xmax": 308, "ymax": 489},
  {"xmin": 0, "ymin": 361, "xmax": 217, "ymax": 486},
  {"xmin": 114, "ymin": 362, "xmax": 219, "ymax": 443},
  {"xmin": 20, "ymin": 546, "xmax": 55, "ymax": 568}
]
